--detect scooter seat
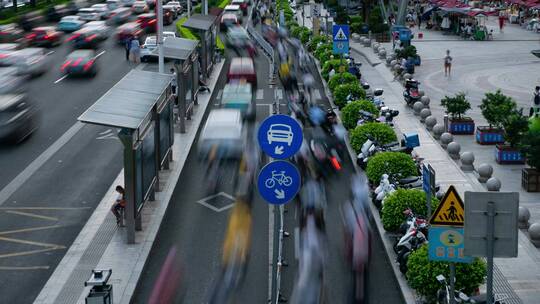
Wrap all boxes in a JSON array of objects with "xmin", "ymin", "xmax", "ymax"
[
  {"xmin": 382, "ymin": 141, "xmax": 400, "ymax": 149},
  {"xmin": 399, "ymin": 176, "xmax": 420, "ymax": 184}
]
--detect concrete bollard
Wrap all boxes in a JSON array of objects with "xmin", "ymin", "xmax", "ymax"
[
  {"xmin": 420, "ymin": 108, "xmax": 432, "ymax": 123},
  {"xmin": 519, "ymin": 206, "xmax": 531, "ymax": 229},
  {"xmin": 413, "ymin": 101, "xmax": 424, "ymax": 116},
  {"xmin": 440, "ymin": 132, "xmax": 453, "ymax": 149},
  {"xmin": 528, "ymin": 223, "xmax": 540, "ymax": 248},
  {"xmin": 486, "ymin": 177, "xmax": 501, "ymax": 191},
  {"xmin": 419, "ymin": 90, "xmax": 425, "ymax": 97},
  {"xmin": 447, "ymin": 141, "xmax": 461, "ymax": 159},
  {"xmin": 425, "ymin": 116, "xmax": 437, "ymax": 131},
  {"xmin": 386, "ymin": 57, "xmax": 393, "ymax": 66},
  {"xmin": 403, "ymin": 73, "xmax": 412, "ymax": 80},
  {"xmin": 379, "ymin": 50, "xmax": 387, "ymax": 59},
  {"xmin": 460, "ymin": 151, "xmax": 475, "ymax": 172},
  {"xmin": 393, "ymin": 64, "xmax": 401, "ymax": 72},
  {"xmin": 390, "ymin": 59, "xmax": 398, "ymax": 67},
  {"xmin": 374, "ymin": 46, "xmax": 380, "ymax": 54},
  {"xmin": 477, "ymin": 163, "xmax": 493, "ymax": 183},
  {"xmin": 352, "ymin": 33, "xmax": 361, "ymax": 42},
  {"xmin": 421, "ymin": 96, "xmax": 430, "ymax": 108},
  {"xmin": 433, "ymin": 124, "xmax": 445, "ymax": 140}
]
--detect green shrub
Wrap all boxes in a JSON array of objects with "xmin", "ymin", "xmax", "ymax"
[
  {"xmin": 365, "ymin": 152, "xmax": 417, "ymax": 184},
  {"xmin": 350, "ymin": 16, "xmax": 362, "ymax": 24},
  {"xmin": 308, "ymin": 35, "xmax": 329, "ymax": 52},
  {"xmin": 349, "ymin": 122, "xmax": 396, "ymax": 152},
  {"xmin": 291, "ymin": 26, "xmax": 302, "ymax": 38},
  {"xmin": 321, "ymin": 59, "xmax": 347, "ymax": 80},
  {"xmin": 381, "ymin": 189, "xmax": 438, "ymax": 232},
  {"xmin": 216, "ymin": 35, "xmax": 225, "ymax": 54},
  {"xmin": 299, "ymin": 28, "xmax": 311, "ymax": 44},
  {"xmin": 407, "ymin": 245, "xmax": 486, "ymax": 302},
  {"xmin": 286, "ymin": 20, "xmax": 299, "ymax": 29},
  {"xmin": 217, "ymin": 0, "xmax": 230, "ymax": 8},
  {"xmin": 350, "ymin": 22, "xmax": 365, "ymax": 34},
  {"xmin": 341, "ymin": 100, "xmax": 380, "ymax": 130},
  {"xmin": 328, "ymin": 72, "xmax": 357, "ymax": 92},
  {"xmin": 315, "ymin": 43, "xmax": 332, "ymax": 61},
  {"xmin": 333, "ymin": 83, "xmax": 366, "ymax": 109},
  {"xmin": 395, "ymin": 45, "xmax": 417, "ymax": 59},
  {"xmin": 176, "ymin": 17, "xmax": 199, "ymax": 40}
]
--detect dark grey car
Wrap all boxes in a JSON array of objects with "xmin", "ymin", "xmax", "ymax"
[{"xmin": 0, "ymin": 94, "xmax": 39, "ymax": 143}]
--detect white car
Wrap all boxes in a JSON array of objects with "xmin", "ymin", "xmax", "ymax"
[
  {"xmin": 199, "ymin": 109, "xmax": 245, "ymax": 159},
  {"xmin": 131, "ymin": 0, "xmax": 149, "ymax": 14},
  {"xmin": 163, "ymin": 31, "xmax": 175, "ymax": 39},
  {"xmin": 77, "ymin": 8, "xmax": 101, "ymax": 21},
  {"xmin": 106, "ymin": 0, "xmax": 121, "ymax": 10},
  {"xmin": 223, "ymin": 4, "xmax": 242, "ymax": 23},
  {"xmin": 3, "ymin": 48, "xmax": 51, "ymax": 77},
  {"xmin": 166, "ymin": 1, "xmax": 182, "ymax": 14},
  {"xmin": 140, "ymin": 33, "xmax": 174, "ymax": 60},
  {"xmin": 267, "ymin": 124, "xmax": 293, "ymax": 146},
  {"xmin": 82, "ymin": 21, "xmax": 111, "ymax": 40},
  {"xmin": 91, "ymin": 4, "xmax": 112, "ymax": 19}
]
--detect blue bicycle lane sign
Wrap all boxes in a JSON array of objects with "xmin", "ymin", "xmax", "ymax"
[
  {"xmin": 258, "ymin": 160, "xmax": 301, "ymax": 205},
  {"xmin": 257, "ymin": 114, "xmax": 303, "ymax": 159}
]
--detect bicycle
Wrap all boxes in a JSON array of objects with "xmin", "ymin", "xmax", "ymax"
[{"xmin": 265, "ymin": 171, "xmax": 292, "ymax": 188}]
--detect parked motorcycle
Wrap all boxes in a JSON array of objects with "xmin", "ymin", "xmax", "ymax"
[
  {"xmin": 356, "ymin": 136, "xmax": 414, "ymax": 170},
  {"xmin": 403, "ymin": 79, "xmax": 421, "ymax": 107},
  {"xmin": 436, "ymin": 274, "xmax": 508, "ymax": 304},
  {"xmin": 393, "ymin": 209, "xmax": 428, "ymax": 274},
  {"xmin": 372, "ymin": 174, "xmax": 396, "ymax": 209}
]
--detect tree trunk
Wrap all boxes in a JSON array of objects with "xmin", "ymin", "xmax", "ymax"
[{"xmin": 12, "ymin": 0, "xmax": 18, "ymax": 12}]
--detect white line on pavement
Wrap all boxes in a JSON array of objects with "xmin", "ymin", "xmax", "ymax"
[
  {"xmin": 0, "ymin": 122, "xmax": 84, "ymax": 206},
  {"xmin": 53, "ymin": 75, "xmax": 67, "ymax": 84},
  {"xmin": 94, "ymin": 50, "xmax": 106, "ymax": 59}
]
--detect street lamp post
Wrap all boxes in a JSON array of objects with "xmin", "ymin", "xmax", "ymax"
[{"xmin": 157, "ymin": 0, "xmax": 164, "ymax": 73}]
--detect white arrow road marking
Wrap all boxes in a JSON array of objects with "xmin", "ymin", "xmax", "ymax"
[
  {"xmin": 54, "ymin": 75, "xmax": 68, "ymax": 84},
  {"xmin": 274, "ymin": 145, "xmax": 284, "ymax": 155},
  {"xmin": 274, "ymin": 189, "xmax": 285, "ymax": 199}
]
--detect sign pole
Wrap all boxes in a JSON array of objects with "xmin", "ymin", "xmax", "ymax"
[
  {"xmin": 486, "ymin": 201, "xmax": 496, "ymax": 304},
  {"xmin": 427, "ymin": 185, "xmax": 432, "ymax": 220},
  {"xmin": 449, "ymin": 262, "xmax": 456, "ymax": 304}
]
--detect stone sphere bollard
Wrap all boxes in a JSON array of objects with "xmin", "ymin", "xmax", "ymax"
[
  {"xmin": 440, "ymin": 132, "xmax": 453, "ymax": 149},
  {"xmin": 486, "ymin": 177, "xmax": 501, "ymax": 191},
  {"xmin": 374, "ymin": 46, "xmax": 380, "ymax": 54},
  {"xmin": 477, "ymin": 163, "xmax": 493, "ymax": 183},
  {"xmin": 386, "ymin": 57, "xmax": 393, "ymax": 65},
  {"xmin": 372, "ymin": 42, "xmax": 380, "ymax": 50},
  {"xmin": 419, "ymin": 90, "xmax": 425, "ymax": 97},
  {"xmin": 420, "ymin": 108, "xmax": 431, "ymax": 123},
  {"xmin": 433, "ymin": 124, "xmax": 445, "ymax": 140},
  {"xmin": 352, "ymin": 33, "xmax": 361, "ymax": 42},
  {"xmin": 460, "ymin": 151, "xmax": 475, "ymax": 172},
  {"xmin": 379, "ymin": 50, "xmax": 387, "ymax": 59},
  {"xmin": 390, "ymin": 59, "xmax": 397, "ymax": 66},
  {"xmin": 519, "ymin": 206, "xmax": 531, "ymax": 229},
  {"xmin": 447, "ymin": 141, "xmax": 461, "ymax": 159},
  {"xmin": 528, "ymin": 223, "xmax": 540, "ymax": 248},
  {"xmin": 421, "ymin": 96, "xmax": 430, "ymax": 108},
  {"xmin": 413, "ymin": 101, "xmax": 424, "ymax": 116},
  {"xmin": 425, "ymin": 116, "xmax": 437, "ymax": 131},
  {"xmin": 403, "ymin": 73, "xmax": 413, "ymax": 80}
]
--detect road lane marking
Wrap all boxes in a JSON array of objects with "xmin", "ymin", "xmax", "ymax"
[
  {"xmin": 0, "ymin": 122, "xmax": 84, "ymax": 206},
  {"xmin": 45, "ymin": 51, "xmax": 54, "ymax": 56},
  {"xmin": 0, "ymin": 236, "xmax": 65, "ymax": 249},
  {"xmin": 0, "ymin": 225, "xmax": 62, "ymax": 235},
  {"xmin": 0, "ymin": 207, "xmax": 91, "ymax": 210},
  {"xmin": 54, "ymin": 75, "xmax": 68, "ymax": 84},
  {"xmin": 95, "ymin": 50, "xmax": 106, "ymax": 59},
  {"xmin": 0, "ymin": 248, "xmax": 64, "ymax": 259},
  {"xmin": 5, "ymin": 210, "xmax": 59, "ymax": 222},
  {"xmin": 0, "ymin": 266, "xmax": 50, "ymax": 270}
]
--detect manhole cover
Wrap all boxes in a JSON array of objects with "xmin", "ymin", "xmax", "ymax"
[{"xmin": 197, "ymin": 192, "xmax": 235, "ymax": 212}]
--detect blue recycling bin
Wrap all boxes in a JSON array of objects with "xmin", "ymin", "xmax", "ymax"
[
  {"xmin": 399, "ymin": 29, "xmax": 412, "ymax": 41},
  {"xmin": 404, "ymin": 133, "xmax": 420, "ymax": 149}
]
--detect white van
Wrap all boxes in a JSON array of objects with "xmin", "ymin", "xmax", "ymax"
[{"xmin": 199, "ymin": 109, "xmax": 244, "ymax": 159}]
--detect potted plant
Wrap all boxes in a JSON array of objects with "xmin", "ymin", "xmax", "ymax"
[
  {"xmin": 440, "ymin": 92, "xmax": 475, "ymax": 135},
  {"xmin": 496, "ymin": 109, "xmax": 529, "ymax": 164},
  {"xmin": 476, "ymin": 90, "xmax": 515, "ymax": 144},
  {"xmin": 520, "ymin": 129, "xmax": 540, "ymax": 191}
]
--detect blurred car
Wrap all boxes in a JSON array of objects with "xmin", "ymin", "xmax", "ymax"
[
  {"xmin": 115, "ymin": 22, "xmax": 144, "ymax": 44},
  {"xmin": 0, "ymin": 94, "xmax": 39, "ymax": 143},
  {"xmin": 91, "ymin": 4, "xmax": 112, "ymax": 19},
  {"xmin": 166, "ymin": 1, "xmax": 182, "ymax": 14},
  {"xmin": 82, "ymin": 21, "xmax": 111, "ymax": 40},
  {"xmin": 162, "ymin": 5, "xmax": 178, "ymax": 19},
  {"xmin": 106, "ymin": 0, "xmax": 121, "ymax": 10},
  {"xmin": 108, "ymin": 7, "xmax": 132, "ymax": 24},
  {"xmin": 145, "ymin": 0, "xmax": 155, "ymax": 9},
  {"xmin": 220, "ymin": 81, "xmax": 255, "ymax": 120},
  {"xmin": 0, "ymin": 67, "xmax": 26, "ymax": 94},
  {"xmin": 226, "ymin": 25, "xmax": 249, "ymax": 48},
  {"xmin": 227, "ymin": 57, "xmax": 256, "ymax": 86},
  {"xmin": 223, "ymin": 5, "xmax": 242, "ymax": 23},
  {"xmin": 121, "ymin": 0, "xmax": 136, "ymax": 6},
  {"xmin": 26, "ymin": 27, "xmax": 62, "ymax": 47},
  {"xmin": 140, "ymin": 35, "xmax": 157, "ymax": 61},
  {"xmin": 78, "ymin": 8, "xmax": 101, "ymax": 21},
  {"xmin": 220, "ymin": 13, "xmax": 239, "ymax": 31},
  {"xmin": 198, "ymin": 109, "xmax": 244, "ymax": 159},
  {"xmin": 3, "ymin": 48, "xmax": 52, "ymax": 77},
  {"xmin": 61, "ymin": 49, "xmax": 98, "ymax": 77},
  {"xmin": 161, "ymin": 7, "xmax": 174, "ymax": 25},
  {"xmin": 231, "ymin": 0, "xmax": 247, "ymax": 15},
  {"xmin": 67, "ymin": 28, "xmax": 103, "ymax": 49},
  {"xmin": 0, "ymin": 24, "xmax": 25, "ymax": 44},
  {"xmin": 45, "ymin": 5, "xmax": 71, "ymax": 22},
  {"xmin": 57, "ymin": 15, "xmax": 85, "ymax": 33},
  {"xmin": 131, "ymin": 0, "xmax": 149, "ymax": 14},
  {"xmin": 136, "ymin": 13, "xmax": 156, "ymax": 33},
  {"xmin": 18, "ymin": 11, "xmax": 45, "ymax": 32}
]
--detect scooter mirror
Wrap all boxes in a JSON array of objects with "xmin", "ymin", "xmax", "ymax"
[
  {"xmin": 374, "ymin": 89, "xmax": 384, "ymax": 96},
  {"xmin": 362, "ymin": 83, "xmax": 370, "ymax": 90},
  {"xmin": 458, "ymin": 292, "xmax": 469, "ymax": 301},
  {"xmin": 436, "ymin": 274, "xmax": 446, "ymax": 283}
]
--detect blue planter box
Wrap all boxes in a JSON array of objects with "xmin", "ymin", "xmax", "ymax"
[
  {"xmin": 475, "ymin": 127, "xmax": 505, "ymax": 145},
  {"xmin": 449, "ymin": 120, "xmax": 475, "ymax": 135},
  {"xmin": 495, "ymin": 145, "xmax": 525, "ymax": 164}
]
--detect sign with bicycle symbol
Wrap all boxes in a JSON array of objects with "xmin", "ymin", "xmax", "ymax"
[{"xmin": 257, "ymin": 160, "xmax": 301, "ymax": 205}]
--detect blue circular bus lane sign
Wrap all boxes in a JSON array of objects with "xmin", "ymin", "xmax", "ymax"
[
  {"xmin": 257, "ymin": 114, "xmax": 303, "ymax": 159},
  {"xmin": 258, "ymin": 160, "xmax": 301, "ymax": 205}
]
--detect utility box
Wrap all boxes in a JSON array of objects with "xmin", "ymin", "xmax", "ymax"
[
  {"xmin": 85, "ymin": 269, "xmax": 113, "ymax": 304},
  {"xmin": 403, "ymin": 133, "xmax": 420, "ymax": 149}
]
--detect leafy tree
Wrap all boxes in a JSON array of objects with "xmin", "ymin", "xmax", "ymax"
[
  {"xmin": 440, "ymin": 92, "xmax": 471, "ymax": 120},
  {"xmin": 503, "ymin": 109, "xmax": 529, "ymax": 148},
  {"xmin": 479, "ymin": 90, "xmax": 517, "ymax": 129},
  {"xmin": 521, "ymin": 130, "xmax": 540, "ymax": 171}
]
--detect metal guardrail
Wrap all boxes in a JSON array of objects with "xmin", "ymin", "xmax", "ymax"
[{"xmin": 247, "ymin": 24, "xmax": 276, "ymax": 85}]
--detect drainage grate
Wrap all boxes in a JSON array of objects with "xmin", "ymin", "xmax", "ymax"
[
  {"xmin": 493, "ymin": 263, "xmax": 523, "ymax": 304},
  {"xmin": 53, "ymin": 216, "xmax": 117, "ymax": 304}
]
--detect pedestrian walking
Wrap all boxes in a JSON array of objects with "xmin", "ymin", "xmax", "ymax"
[
  {"xmin": 124, "ymin": 37, "xmax": 132, "ymax": 61},
  {"xmin": 444, "ymin": 49, "xmax": 452, "ymax": 77},
  {"xmin": 129, "ymin": 36, "xmax": 141, "ymax": 64},
  {"xmin": 498, "ymin": 11, "xmax": 506, "ymax": 33},
  {"xmin": 111, "ymin": 185, "xmax": 126, "ymax": 226}
]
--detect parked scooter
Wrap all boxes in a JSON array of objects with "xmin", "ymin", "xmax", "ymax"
[
  {"xmin": 403, "ymin": 79, "xmax": 421, "ymax": 107},
  {"xmin": 372, "ymin": 174, "xmax": 395, "ymax": 209},
  {"xmin": 436, "ymin": 274, "xmax": 508, "ymax": 304},
  {"xmin": 356, "ymin": 136, "xmax": 414, "ymax": 169},
  {"xmin": 394, "ymin": 209, "xmax": 428, "ymax": 274}
]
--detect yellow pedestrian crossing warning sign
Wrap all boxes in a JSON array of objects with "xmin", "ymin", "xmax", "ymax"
[{"xmin": 430, "ymin": 185, "xmax": 465, "ymax": 226}]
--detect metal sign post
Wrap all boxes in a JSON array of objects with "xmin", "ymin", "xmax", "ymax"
[{"xmin": 423, "ymin": 163, "xmax": 435, "ymax": 219}]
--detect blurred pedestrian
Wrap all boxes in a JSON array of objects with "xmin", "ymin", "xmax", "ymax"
[
  {"xmin": 111, "ymin": 185, "xmax": 126, "ymax": 226},
  {"xmin": 124, "ymin": 37, "xmax": 132, "ymax": 61},
  {"xmin": 498, "ymin": 10, "xmax": 506, "ymax": 33},
  {"xmin": 444, "ymin": 49, "xmax": 452, "ymax": 77},
  {"xmin": 129, "ymin": 36, "xmax": 141, "ymax": 64}
]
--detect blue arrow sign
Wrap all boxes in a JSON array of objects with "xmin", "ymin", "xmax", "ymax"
[
  {"xmin": 258, "ymin": 161, "xmax": 301, "ymax": 205},
  {"xmin": 257, "ymin": 115, "xmax": 303, "ymax": 159}
]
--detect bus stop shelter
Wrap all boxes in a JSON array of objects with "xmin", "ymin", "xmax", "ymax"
[
  {"xmin": 182, "ymin": 14, "xmax": 217, "ymax": 80},
  {"xmin": 78, "ymin": 70, "xmax": 174, "ymax": 244},
  {"xmin": 155, "ymin": 37, "xmax": 199, "ymax": 133}
]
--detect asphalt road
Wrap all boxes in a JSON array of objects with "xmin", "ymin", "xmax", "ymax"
[{"xmin": 0, "ymin": 15, "xmax": 178, "ymax": 304}]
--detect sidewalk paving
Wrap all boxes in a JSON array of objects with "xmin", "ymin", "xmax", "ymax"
[
  {"xmin": 351, "ymin": 29, "xmax": 540, "ymax": 303},
  {"xmin": 33, "ymin": 60, "xmax": 224, "ymax": 304}
]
